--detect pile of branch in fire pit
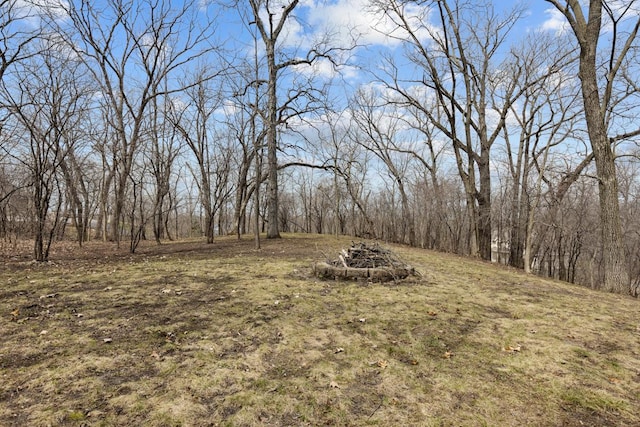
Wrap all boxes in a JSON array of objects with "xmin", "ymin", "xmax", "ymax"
[{"xmin": 314, "ymin": 242, "xmax": 416, "ymax": 282}]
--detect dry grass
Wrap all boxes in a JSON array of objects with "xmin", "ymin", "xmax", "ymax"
[{"xmin": 1, "ymin": 233, "xmax": 639, "ymax": 426}]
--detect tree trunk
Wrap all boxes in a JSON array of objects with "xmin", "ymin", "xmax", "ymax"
[
  {"xmin": 397, "ymin": 179, "xmax": 415, "ymax": 246},
  {"xmin": 265, "ymin": 41, "xmax": 280, "ymax": 239},
  {"xmin": 592, "ymin": 133, "xmax": 629, "ymax": 292},
  {"xmin": 477, "ymin": 149, "xmax": 492, "ymax": 261},
  {"xmin": 112, "ymin": 167, "xmax": 129, "ymax": 246},
  {"xmin": 577, "ymin": 4, "xmax": 629, "ymax": 293},
  {"xmin": 204, "ymin": 202, "xmax": 215, "ymax": 244}
]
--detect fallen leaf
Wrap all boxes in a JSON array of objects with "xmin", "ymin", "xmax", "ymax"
[
  {"xmin": 369, "ymin": 359, "xmax": 388, "ymax": 369},
  {"xmin": 11, "ymin": 308, "xmax": 19, "ymax": 317},
  {"xmin": 442, "ymin": 351, "xmax": 454, "ymax": 359},
  {"xmin": 503, "ymin": 345, "xmax": 521, "ymax": 353},
  {"xmin": 428, "ymin": 311, "xmax": 438, "ymax": 316}
]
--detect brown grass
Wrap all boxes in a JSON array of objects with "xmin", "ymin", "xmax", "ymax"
[{"xmin": 1, "ymin": 233, "xmax": 638, "ymax": 426}]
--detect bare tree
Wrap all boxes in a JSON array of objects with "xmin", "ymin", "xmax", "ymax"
[
  {"xmin": 245, "ymin": 0, "xmax": 351, "ymax": 239},
  {"xmin": 386, "ymin": 98, "xmax": 447, "ymax": 250},
  {"xmin": 126, "ymin": 156, "xmax": 148, "ymax": 253},
  {"xmin": 147, "ymin": 90, "xmax": 182, "ymax": 244},
  {"xmin": 318, "ymin": 116, "xmax": 375, "ymax": 238},
  {"xmin": 169, "ymin": 73, "xmax": 235, "ymax": 243},
  {"xmin": 224, "ymin": 41, "xmax": 266, "ymax": 244},
  {"xmin": 314, "ymin": 111, "xmax": 352, "ymax": 237},
  {"xmin": 0, "ymin": 0, "xmax": 40, "ymax": 224},
  {"xmin": 46, "ymin": 0, "xmax": 219, "ymax": 248},
  {"xmin": 1, "ymin": 40, "xmax": 88, "ymax": 261},
  {"xmin": 618, "ymin": 160, "xmax": 640, "ymax": 296},
  {"xmin": 338, "ymin": 143, "xmax": 375, "ymax": 238},
  {"xmin": 374, "ymin": 0, "xmax": 527, "ymax": 259},
  {"xmin": 545, "ymin": 0, "xmax": 640, "ymax": 293},
  {"xmin": 350, "ymin": 87, "xmax": 416, "ymax": 245},
  {"xmin": 0, "ymin": 0, "xmax": 39, "ymax": 82},
  {"xmin": 499, "ymin": 31, "xmax": 584, "ymax": 270},
  {"xmin": 90, "ymin": 106, "xmax": 116, "ymax": 242},
  {"xmin": 58, "ymin": 132, "xmax": 98, "ymax": 245},
  {"xmin": 226, "ymin": 107, "xmax": 264, "ymax": 243}
]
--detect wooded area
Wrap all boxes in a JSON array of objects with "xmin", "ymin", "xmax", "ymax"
[{"xmin": 1, "ymin": 0, "xmax": 639, "ymax": 295}]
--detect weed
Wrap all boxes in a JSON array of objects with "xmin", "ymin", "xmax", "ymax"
[
  {"xmin": 561, "ymin": 388, "xmax": 628, "ymax": 413},
  {"xmin": 66, "ymin": 410, "xmax": 85, "ymax": 421}
]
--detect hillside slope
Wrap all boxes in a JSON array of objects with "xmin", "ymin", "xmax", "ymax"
[{"xmin": 1, "ymin": 234, "xmax": 638, "ymax": 426}]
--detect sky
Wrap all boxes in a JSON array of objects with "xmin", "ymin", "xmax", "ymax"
[
  {"xmin": 206, "ymin": 0, "xmax": 636, "ymax": 182},
  {"xmin": 208, "ymin": 0, "xmax": 590, "ymax": 159},
  {"xmin": 14, "ymin": 0, "xmax": 567, "ymax": 88},
  {"xmin": 13, "ymin": 0, "xmax": 637, "ymax": 160},
  {"xmin": 194, "ymin": 0, "xmax": 580, "ymax": 169},
  {"xmin": 215, "ymin": 0, "xmax": 563, "ymax": 78},
  {"xmin": 6, "ymin": 0, "xmax": 639, "ymax": 198},
  {"xmin": 246, "ymin": 3, "xmax": 565, "ymax": 108},
  {"xmin": 205, "ymin": 0, "xmax": 570, "ymax": 123}
]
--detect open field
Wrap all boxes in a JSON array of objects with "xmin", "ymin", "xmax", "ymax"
[{"xmin": 1, "ymin": 234, "xmax": 639, "ymax": 426}]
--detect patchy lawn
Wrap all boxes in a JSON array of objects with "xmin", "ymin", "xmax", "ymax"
[{"xmin": 1, "ymin": 234, "xmax": 638, "ymax": 426}]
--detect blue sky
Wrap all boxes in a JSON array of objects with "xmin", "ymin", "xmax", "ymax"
[
  {"xmin": 206, "ymin": 1, "xmax": 569, "ymax": 123},
  {"xmin": 17, "ymin": 0, "xmax": 565, "ymax": 89},
  {"xmin": 213, "ymin": 0, "xmax": 562, "ymax": 79},
  {"xmin": 196, "ymin": 1, "xmax": 582, "ymax": 171},
  {"xmin": 8, "ymin": 0, "xmax": 638, "ymax": 199}
]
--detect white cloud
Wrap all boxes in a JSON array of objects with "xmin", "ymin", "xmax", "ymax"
[
  {"xmin": 298, "ymin": 0, "xmax": 433, "ymax": 48},
  {"xmin": 198, "ymin": 0, "xmax": 213, "ymax": 11},
  {"xmin": 41, "ymin": 30, "xmax": 79, "ymax": 60},
  {"xmin": 292, "ymin": 57, "xmax": 359, "ymax": 80},
  {"xmin": 168, "ymin": 96, "xmax": 188, "ymax": 115},
  {"xmin": 0, "ymin": 0, "xmax": 69, "ymax": 32},
  {"xmin": 16, "ymin": 0, "xmax": 69, "ymax": 22},
  {"xmin": 214, "ymin": 99, "xmax": 241, "ymax": 118},
  {"xmin": 249, "ymin": 1, "xmax": 435, "ymax": 82},
  {"xmin": 540, "ymin": 7, "xmax": 570, "ymax": 34}
]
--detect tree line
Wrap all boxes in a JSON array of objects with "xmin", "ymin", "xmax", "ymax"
[{"xmin": 0, "ymin": 0, "xmax": 639, "ymax": 296}]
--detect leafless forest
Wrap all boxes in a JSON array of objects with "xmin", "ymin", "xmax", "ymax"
[{"xmin": 1, "ymin": 0, "xmax": 639, "ymax": 295}]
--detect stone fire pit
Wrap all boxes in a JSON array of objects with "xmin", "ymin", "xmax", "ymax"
[{"xmin": 314, "ymin": 242, "xmax": 415, "ymax": 282}]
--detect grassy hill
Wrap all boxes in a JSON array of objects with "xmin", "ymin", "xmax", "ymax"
[{"xmin": 1, "ymin": 234, "xmax": 638, "ymax": 426}]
